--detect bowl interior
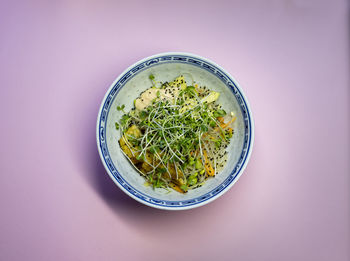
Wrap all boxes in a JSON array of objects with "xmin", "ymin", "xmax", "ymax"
[{"xmin": 98, "ymin": 54, "xmax": 252, "ymax": 208}]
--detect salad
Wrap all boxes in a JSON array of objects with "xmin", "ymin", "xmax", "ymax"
[{"xmin": 115, "ymin": 75, "xmax": 236, "ymax": 193}]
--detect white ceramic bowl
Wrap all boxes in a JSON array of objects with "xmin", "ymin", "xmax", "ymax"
[{"xmin": 96, "ymin": 52, "xmax": 254, "ymax": 210}]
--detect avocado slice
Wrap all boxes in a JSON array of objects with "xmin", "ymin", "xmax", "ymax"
[
  {"xmin": 170, "ymin": 75, "xmax": 187, "ymax": 90},
  {"xmin": 201, "ymin": 91, "xmax": 220, "ymax": 104}
]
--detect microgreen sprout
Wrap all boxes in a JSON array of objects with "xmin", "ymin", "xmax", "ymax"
[
  {"xmin": 117, "ymin": 75, "xmax": 235, "ymax": 192},
  {"xmin": 117, "ymin": 104, "xmax": 125, "ymax": 112}
]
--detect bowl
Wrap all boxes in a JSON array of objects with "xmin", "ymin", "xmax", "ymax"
[{"xmin": 96, "ymin": 52, "xmax": 254, "ymax": 210}]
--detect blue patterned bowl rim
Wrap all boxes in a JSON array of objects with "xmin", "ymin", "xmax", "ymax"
[{"xmin": 96, "ymin": 52, "xmax": 255, "ymax": 210}]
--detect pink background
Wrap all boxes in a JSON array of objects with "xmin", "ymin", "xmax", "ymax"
[{"xmin": 0, "ymin": 0, "xmax": 349, "ymax": 260}]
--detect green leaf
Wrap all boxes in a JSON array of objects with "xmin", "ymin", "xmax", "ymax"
[
  {"xmin": 139, "ymin": 110, "xmax": 148, "ymax": 119},
  {"xmin": 188, "ymin": 175, "xmax": 198, "ymax": 186},
  {"xmin": 195, "ymin": 159, "xmax": 202, "ymax": 170},
  {"xmin": 158, "ymin": 167, "xmax": 167, "ymax": 173},
  {"xmin": 149, "ymin": 74, "xmax": 155, "ymax": 80},
  {"xmin": 217, "ymin": 109, "xmax": 226, "ymax": 116},
  {"xmin": 184, "ymin": 86, "xmax": 196, "ymax": 96},
  {"xmin": 180, "ymin": 184, "xmax": 188, "ymax": 192},
  {"xmin": 213, "ymin": 109, "xmax": 226, "ymax": 118},
  {"xmin": 209, "ymin": 120, "xmax": 216, "ymax": 127},
  {"xmin": 136, "ymin": 154, "xmax": 144, "ymax": 161},
  {"xmin": 120, "ymin": 114, "xmax": 130, "ymax": 126},
  {"xmin": 117, "ymin": 104, "xmax": 125, "ymax": 111},
  {"xmin": 200, "ymin": 124, "xmax": 208, "ymax": 132},
  {"xmin": 149, "ymin": 145, "xmax": 158, "ymax": 154}
]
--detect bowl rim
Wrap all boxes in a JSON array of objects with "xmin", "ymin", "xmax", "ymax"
[{"xmin": 96, "ymin": 52, "xmax": 255, "ymax": 210}]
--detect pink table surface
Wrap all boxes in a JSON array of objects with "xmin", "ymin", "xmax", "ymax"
[{"xmin": 0, "ymin": 0, "xmax": 349, "ymax": 260}]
